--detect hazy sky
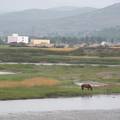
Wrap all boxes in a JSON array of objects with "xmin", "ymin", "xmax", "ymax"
[{"xmin": 1, "ymin": 0, "xmax": 120, "ymax": 12}]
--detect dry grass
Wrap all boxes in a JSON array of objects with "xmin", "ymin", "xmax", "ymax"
[
  {"xmin": 40, "ymin": 48, "xmax": 77, "ymax": 52},
  {"xmin": 0, "ymin": 77, "xmax": 59, "ymax": 88}
]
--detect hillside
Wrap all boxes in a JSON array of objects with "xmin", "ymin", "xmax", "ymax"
[
  {"xmin": 0, "ymin": 3, "xmax": 120, "ymax": 36},
  {"xmin": 0, "ymin": 7, "xmax": 96, "ymax": 20},
  {"xmin": 92, "ymin": 26, "xmax": 120, "ymax": 40},
  {"xmin": 51, "ymin": 2, "xmax": 120, "ymax": 34}
]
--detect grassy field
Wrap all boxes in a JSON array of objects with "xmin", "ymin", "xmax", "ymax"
[
  {"xmin": 0, "ymin": 64, "xmax": 120, "ymax": 100},
  {"xmin": 0, "ymin": 47, "xmax": 120, "ymax": 64}
]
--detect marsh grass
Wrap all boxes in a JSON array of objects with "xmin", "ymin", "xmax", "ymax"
[
  {"xmin": 0, "ymin": 64, "xmax": 120, "ymax": 99},
  {"xmin": 1, "ymin": 47, "xmax": 120, "ymax": 64}
]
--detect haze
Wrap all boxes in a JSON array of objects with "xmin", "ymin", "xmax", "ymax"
[{"xmin": 0, "ymin": 0, "xmax": 120, "ymax": 13}]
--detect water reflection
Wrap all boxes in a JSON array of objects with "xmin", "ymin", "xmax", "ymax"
[{"xmin": 0, "ymin": 95, "xmax": 120, "ymax": 114}]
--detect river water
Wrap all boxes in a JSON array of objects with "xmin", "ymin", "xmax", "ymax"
[
  {"xmin": 0, "ymin": 95, "xmax": 120, "ymax": 114},
  {"xmin": 0, "ymin": 62, "xmax": 120, "ymax": 67}
]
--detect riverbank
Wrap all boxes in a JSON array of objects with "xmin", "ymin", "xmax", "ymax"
[
  {"xmin": 0, "ymin": 110, "xmax": 120, "ymax": 120},
  {"xmin": 0, "ymin": 64, "xmax": 120, "ymax": 100}
]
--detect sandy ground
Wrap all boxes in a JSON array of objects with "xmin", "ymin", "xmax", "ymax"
[{"xmin": 0, "ymin": 110, "xmax": 120, "ymax": 120}]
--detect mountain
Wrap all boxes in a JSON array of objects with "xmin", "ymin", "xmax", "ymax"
[
  {"xmin": 50, "ymin": 2, "xmax": 120, "ymax": 34},
  {"xmin": 0, "ymin": 7, "xmax": 97, "ymax": 20},
  {"xmin": 48, "ymin": 6, "xmax": 96, "ymax": 12},
  {"xmin": 0, "ymin": 3, "xmax": 120, "ymax": 36},
  {"xmin": 92, "ymin": 26, "xmax": 120, "ymax": 40}
]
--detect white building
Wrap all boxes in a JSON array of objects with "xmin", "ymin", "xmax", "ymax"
[
  {"xmin": 101, "ymin": 41, "xmax": 110, "ymax": 47},
  {"xmin": 8, "ymin": 34, "xmax": 29, "ymax": 44}
]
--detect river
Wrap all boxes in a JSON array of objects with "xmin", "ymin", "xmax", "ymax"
[
  {"xmin": 0, "ymin": 95, "xmax": 120, "ymax": 114},
  {"xmin": 0, "ymin": 62, "xmax": 120, "ymax": 67}
]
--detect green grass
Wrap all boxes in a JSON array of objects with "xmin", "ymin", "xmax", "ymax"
[
  {"xmin": 0, "ymin": 86, "xmax": 120, "ymax": 100},
  {"xmin": 0, "ymin": 64, "xmax": 120, "ymax": 82},
  {"xmin": 0, "ymin": 47, "xmax": 120, "ymax": 64},
  {"xmin": 0, "ymin": 64, "xmax": 119, "ymax": 100}
]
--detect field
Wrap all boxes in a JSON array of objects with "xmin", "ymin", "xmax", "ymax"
[
  {"xmin": 0, "ymin": 64, "xmax": 120, "ymax": 100},
  {"xmin": 39, "ymin": 48, "xmax": 77, "ymax": 52},
  {"xmin": 0, "ymin": 47, "xmax": 120, "ymax": 100},
  {"xmin": 0, "ymin": 47, "xmax": 120, "ymax": 64}
]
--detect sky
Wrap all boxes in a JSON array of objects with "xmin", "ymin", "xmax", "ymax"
[{"xmin": 0, "ymin": 0, "xmax": 120, "ymax": 12}]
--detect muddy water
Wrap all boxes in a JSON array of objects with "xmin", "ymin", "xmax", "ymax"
[{"xmin": 0, "ymin": 95, "xmax": 120, "ymax": 114}]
